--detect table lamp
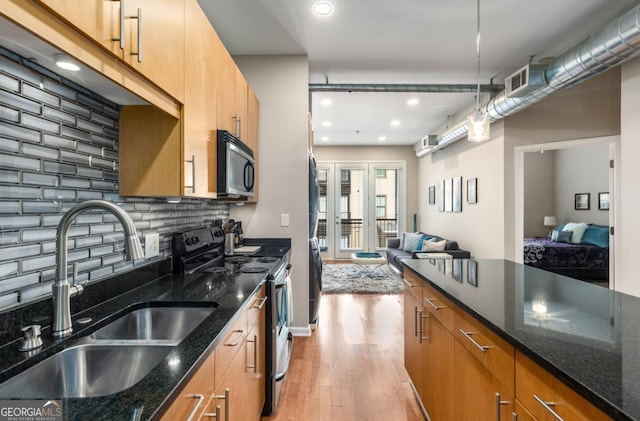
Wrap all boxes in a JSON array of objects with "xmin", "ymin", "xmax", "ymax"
[{"xmin": 544, "ymin": 216, "xmax": 557, "ymax": 237}]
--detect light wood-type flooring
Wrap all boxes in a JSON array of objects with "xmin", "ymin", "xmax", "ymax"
[{"xmin": 261, "ymin": 293, "xmax": 424, "ymax": 421}]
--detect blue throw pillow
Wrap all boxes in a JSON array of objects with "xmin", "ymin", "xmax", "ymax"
[
  {"xmin": 556, "ymin": 230, "xmax": 573, "ymax": 243},
  {"xmin": 581, "ymin": 225, "xmax": 609, "ymax": 248},
  {"xmin": 415, "ymin": 235, "xmax": 433, "ymax": 250},
  {"xmin": 550, "ymin": 225, "xmax": 564, "ymax": 241},
  {"xmin": 403, "ymin": 233, "xmax": 423, "ymax": 252}
]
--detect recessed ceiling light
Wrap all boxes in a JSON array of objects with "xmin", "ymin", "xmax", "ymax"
[
  {"xmin": 407, "ymin": 98, "xmax": 419, "ymax": 106},
  {"xmin": 321, "ymin": 136, "xmax": 329, "ymax": 141},
  {"xmin": 378, "ymin": 136, "xmax": 387, "ymax": 141},
  {"xmin": 313, "ymin": 1, "xmax": 334, "ymax": 16},
  {"xmin": 54, "ymin": 54, "xmax": 80, "ymax": 72},
  {"xmin": 390, "ymin": 120, "xmax": 400, "ymax": 127},
  {"xmin": 322, "ymin": 121, "xmax": 332, "ymax": 127},
  {"xmin": 321, "ymin": 98, "xmax": 332, "ymax": 106}
]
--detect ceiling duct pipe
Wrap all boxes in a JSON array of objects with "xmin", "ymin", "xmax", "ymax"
[
  {"xmin": 309, "ymin": 83, "xmax": 502, "ymax": 93},
  {"xmin": 419, "ymin": 4, "xmax": 640, "ymax": 156}
]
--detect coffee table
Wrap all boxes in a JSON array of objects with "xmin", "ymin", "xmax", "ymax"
[{"xmin": 351, "ymin": 252, "xmax": 387, "ymax": 278}]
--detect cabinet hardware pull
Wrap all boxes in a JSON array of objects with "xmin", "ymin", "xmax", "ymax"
[
  {"xmin": 495, "ymin": 392, "xmax": 510, "ymax": 421},
  {"xmin": 233, "ymin": 114, "xmax": 240, "ymax": 137},
  {"xmin": 184, "ymin": 155, "xmax": 195, "ymax": 192},
  {"xmin": 213, "ymin": 388, "xmax": 230, "ymax": 421},
  {"xmin": 127, "ymin": 8, "xmax": 142, "ymax": 62},
  {"xmin": 112, "ymin": 0, "xmax": 125, "ymax": 49},
  {"xmin": 403, "ymin": 278, "xmax": 417, "ymax": 288},
  {"xmin": 185, "ymin": 394, "xmax": 204, "ymax": 421},
  {"xmin": 420, "ymin": 312, "xmax": 430, "ymax": 342},
  {"xmin": 414, "ymin": 306, "xmax": 419, "ymax": 337},
  {"xmin": 225, "ymin": 329, "xmax": 244, "ymax": 346},
  {"xmin": 512, "ymin": 412, "xmax": 518, "ymax": 421},
  {"xmin": 252, "ymin": 296, "xmax": 268, "ymax": 309},
  {"xmin": 247, "ymin": 334, "xmax": 258, "ymax": 373},
  {"xmin": 424, "ymin": 296, "xmax": 443, "ymax": 310},
  {"xmin": 202, "ymin": 404, "xmax": 222, "ymax": 419},
  {"xmin": 459, "ymin": 329, "xmax": 489, "ymax": 352},
  {"xmin": 533, "ymin": 394, "xmax": 565, "ymax": 421}
]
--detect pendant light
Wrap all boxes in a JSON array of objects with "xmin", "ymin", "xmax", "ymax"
[{"xmin": 468, "ymin": 0, "xmax": 490, "ymax": 142}]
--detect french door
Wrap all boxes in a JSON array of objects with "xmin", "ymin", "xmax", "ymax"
[{"xmin": 317, "ymin": 161, "xmax": 405, "ymax": 259}]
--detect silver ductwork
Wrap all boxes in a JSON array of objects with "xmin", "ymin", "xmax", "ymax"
[
  {"xmin": 419, "ymin": 4, "xmax": 640, "ymax": 156},
  {"xmin": 309, "ymin": 83, "xmax": 502, "ymax": 93}
]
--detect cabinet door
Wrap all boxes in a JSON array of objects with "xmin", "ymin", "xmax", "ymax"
[
  {"xmin": 123, "ymin": 0, "xmax": 185, "ymax": 102},
  {"xmin": 234, "ymin": 69, "xmax": 248, "ymax": 141},
  {"xmin": 422, "ymin": 315, "xmax": 454, "ymax": 421},
  {"xmin": 403, "ymin": 288, "xmax": 423, "ymax": 397},
  {"xmin": 212, "ymin": 342, "xmax": 249, "ymax": 421},
  {"xmin": 454, "ymin": 340, "xmax": 514, "ymax": 421},
  {"xmin": 35, "ymin": 0, "xmax": 123, "ymax": 57},
  {"xmin": 160, "ymin": 350, "xmax": 215, "ymax": 421},
  {"xmin": 215, "ymin": 47, "xmax": 238, "ymax": 134},
  {"xmin": 246, "ymin": 305, "xmax": 266, "ymax": 420},
  {"xmin": 245, "ymin": 87, "xmax": 260, "ymax": 202},
  {"xmin": 183, "ymin": 0, "xmax": 216, "ymax": 198}
]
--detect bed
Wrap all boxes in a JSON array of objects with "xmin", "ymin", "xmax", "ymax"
[{"xmin": 523, "ymin": 237, "xmax": 609, "ymax": 282}]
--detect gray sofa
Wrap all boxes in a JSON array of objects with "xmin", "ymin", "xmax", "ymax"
[{"xmin": 386, "ymin": 233, "xmax": 471, "ymax": 272}]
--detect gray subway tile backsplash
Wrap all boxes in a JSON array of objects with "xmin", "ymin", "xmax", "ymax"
[{"xmin": 0, "ymin": 47, "xmax": 230, "ymax": 310}]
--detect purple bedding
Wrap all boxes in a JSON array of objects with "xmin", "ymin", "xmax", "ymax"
[{"xmin": 523, "ymin": 237, "xmax": 609, "ymax": 271}]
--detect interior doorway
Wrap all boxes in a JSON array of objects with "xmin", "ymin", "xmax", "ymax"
[{"xmin": 317, "ymin": 161, "xmax": 406, "ymax": 259}]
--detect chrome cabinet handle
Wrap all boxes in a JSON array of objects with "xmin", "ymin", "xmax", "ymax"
[
  {"xmin": 185, "ymin": 394, "xmax": 204, "ymax": 421},
  {"xmin": 495, "ymin": 392, "xmax": 510, "ymax": 421},
  {"xmin": 414, "ymin": 306, "xmax": 419, "ymax": 337},
  {"xmin": 202, "ymin": 405, "xmax": 222, "ymax": 419},
  {"xmin": 225, "ymin": 329, "xmax": 244, "ymax": 347},
  {"xmin": 459, "ymin": 329, "xmax": 489, "ymax": 352},
  {"xmin": 252, "ymin": 296, "xmax": 268, "ymax": 309},
  {"xmin": 403, "ymin": 278, "xmax": 417, "ymax": 288},
  {"xmin": 424, "ymin": 296, "xmax": 443, "ymax": 310},
  {"xmin": 213, "ymin": 388, "xmax": 230, "ymax": 421},
  {"xmin": 420, "ymin": 312, "xmax": 430, "ymax": 342},
  {"xmin": 512, "ymin": 413, "xmax": 518, "ymax": 421},
  {"xmin": 185, "ymin": 155, "xmax": 195, "ymax": 192},
  {"xmin": 247, "ymin": 334, "xmax": 258, "ymax": 373},
  {"xmin": 112, "ymin": 0, "xmax": 125, "ymax": 49},
  {"xmin": 127, "ymin": 8, "xmax": 142, "ymax": 62},
  {"xmin": 533, "ymin": 394, "xmax": 565, "ymax": 421}
]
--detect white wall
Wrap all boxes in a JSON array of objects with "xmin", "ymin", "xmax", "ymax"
[
  {"xmin": 523, "ymin": 150, "xmax": 555, "ymax": 237},
  {"xmin": 229, "ymin": 55, "xmax": 311, "ymax": 330},
  {"xmin": 618, "ymin": 56, "xmax": 640, "ymax": 296}
]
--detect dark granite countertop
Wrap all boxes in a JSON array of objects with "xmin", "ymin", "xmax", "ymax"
[
  {"xmin": 0, "ymin": 239, "xmax": 291, "ymax": 421},
  {"xmin": 403, "ymin": 258, "xmax": 639, "ymax": 421}
]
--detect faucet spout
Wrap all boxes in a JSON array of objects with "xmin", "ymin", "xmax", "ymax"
[{"xmin": 52, "ymin": 200, "xmax": 144, "ymax": 338}]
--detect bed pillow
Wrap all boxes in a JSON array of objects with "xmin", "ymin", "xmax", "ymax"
[
  {"xmin": 403, "ymin": 232, "xmax": 423, "ymax": 252},
  {"xmin": 556, "ymin": 230, "xmax": 573, "ymax": 243},
  {"xmin": 581, "ymin": 225, "xmax": 609, "ymax": 248},
  {"xmin": 421, "ymin": 239, "xmax": 447, "ymax": 251},
  {"xmin": 562, "ymin": 222, "xmax": 589, "ymax": 244},
  {"xmin": 550, "ymin": 225, "xmax": 564, "ymax": 241}
]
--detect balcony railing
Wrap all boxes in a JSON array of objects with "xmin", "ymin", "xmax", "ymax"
[{"xmin": 316, "ymin": 218, "xmax": 398, "ymax": 251}]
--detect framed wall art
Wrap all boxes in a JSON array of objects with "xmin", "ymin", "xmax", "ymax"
[
  {"xmin": 598, "ymin": 192, "xmax": 610, "ymax": 210},
  {"xmin": 444, "ymin": 178, "xmax": 453, "ymax": 212},
  {"xmin": 575, "ymin": 193, "xmax": 590, "ymax": 210},
  {"xmin": 429, "ymin": 185, "xmax": 436, "ymax": 205},
  {"xmin": 437, "ymin": 181, "xmax": 445, "ymax": 212},
  {"xmin": 453, "ymin": 176, "xmax": 462, "ymax": 212},
  {"xmin": 467, "ymin": 177, "xmax": 477, "ymax": 204}
]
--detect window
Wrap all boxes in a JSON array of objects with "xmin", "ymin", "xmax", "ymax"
[
  {"xmin": 376, "ymin": 195, "xmax": 387, "ymax": 217},
  {"xmin": 376, "ymin": 169, "xmax": 387, "ymax": 179},
  {"xmin": 340, "ymin": 196, "xmax": 349, "ymax": 219}
]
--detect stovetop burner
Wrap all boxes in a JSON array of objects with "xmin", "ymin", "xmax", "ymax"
[
  {"xmin": 225, "ymin": 256, "xmax": 253, "ymax": 264},
  {"xmin": 204, "ymin": 267, "xmax": 231, "ymax": 275},
  {"xmin": 239, "ymin": 266, "xmax": 269, "ymax": 274},
  {"xmin": 257, "ymin": 256, "xmax": 278, "ymax": 263}
]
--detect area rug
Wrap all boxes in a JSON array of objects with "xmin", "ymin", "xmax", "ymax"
[{"xmin": 322, "ymin": 263, "xmax": 403, "ymax": 294}]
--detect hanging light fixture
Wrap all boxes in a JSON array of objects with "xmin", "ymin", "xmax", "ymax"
[{"xmin": 468, "ymin": 0, "xmax": 490, "ymax": 142}]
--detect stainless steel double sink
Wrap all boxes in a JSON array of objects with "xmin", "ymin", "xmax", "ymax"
[{"xmin": 0, "ymin": 305, "xmax": 217, "ymax": 398}]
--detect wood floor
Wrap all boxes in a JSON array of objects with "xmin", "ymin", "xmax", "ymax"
[{"xmin": 261, "ymin": 293, "xmax": 424, "ymax": 421}]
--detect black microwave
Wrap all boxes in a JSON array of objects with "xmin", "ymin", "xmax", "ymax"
[{"xmin": 216, "ymin": 130, "xmax": 255, "ymax": 198}]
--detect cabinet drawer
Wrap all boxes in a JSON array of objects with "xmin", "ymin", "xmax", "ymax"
[
  {"xmin": 454, "ymin": 308, "xmax": 514, "ymax": 393},
  {"xmin": 215, "ymin": 310, "xmax": 248, "ymax": 388},
  {"xmin": 422, "ymin": 282, "xmax": 454, "ymax": 332},
  {"xmin": 515, "ymin": 351, "xmax": 611, "ymax": 421},
  {"xmin": 403, "ymin": 269, "xmax": 423, "ymax": 302},
  {"xmin": 247, "ymin": 284, "xmax": 267, "ymax": 330}
]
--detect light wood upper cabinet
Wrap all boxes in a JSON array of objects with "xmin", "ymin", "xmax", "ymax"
[
  {"xmin": 245, "ymin": 87, "xmax": 260, "ymax": 203},
  {"xmin": 215, "ymin": 46, "xmax": 238, "ymax": 135},
  {"xmin": 34, "ymin": 0, "xmax": 185, "ymax": 102}
]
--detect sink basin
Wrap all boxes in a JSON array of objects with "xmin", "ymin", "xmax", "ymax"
[
  {"xmin": 91, "ymin": 306, "xmax": 216, "ymax": 341},
  {"xmin": 0, "ymin": 342, "xmax": 174, "ymax": 398}
]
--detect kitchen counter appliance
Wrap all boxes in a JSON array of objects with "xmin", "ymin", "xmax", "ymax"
[{"xmin": 216, "ymin": 130, "xmax": 255, "ymax": 198}]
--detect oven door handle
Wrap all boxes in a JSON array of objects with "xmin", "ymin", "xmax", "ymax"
[{"xmin": 275, "ymin": 332, "xmax": 294, "ymax": 381}]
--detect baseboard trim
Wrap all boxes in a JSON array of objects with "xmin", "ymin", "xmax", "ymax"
[{"xmin": 289, "ymin": 326, "xmax": 312, "ymax": 337}]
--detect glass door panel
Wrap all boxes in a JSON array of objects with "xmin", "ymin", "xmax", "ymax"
[
  {"xmin": 373, "ymin": 167, "xmax": 399, "ymax": 249},
  {"xmin": 335, "ymin": 165, "xmax": 366, "ymax": 258}
]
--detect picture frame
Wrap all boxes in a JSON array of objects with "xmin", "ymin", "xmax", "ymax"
[
  {"xmin": 437, "ymin": 180, "xmax": 445, "ymax": 212},
  {"xmin": 574, "ymin": 193, "xmax": 590, "ymax": 210},
  {"xmin": 453, "ymin": 176, "xmax": 462, "ymax": 212},
  {"xmin": 444, "ymin": 178, "xmax": 453, "ymax": 212},
  {"xmin": 598, "ymin": 192, "xmax": 610, "ymax": 210},
  {"xmin": 467, "ymin": 177, "xmax": 477, "ymax": 204},
  {"xmin": 467, "ymin": 260, "xmax": 478, "ymax": 287},
  {"xmin": 429, "ymin": 185, "xmax": 435, "ymax": 205}
]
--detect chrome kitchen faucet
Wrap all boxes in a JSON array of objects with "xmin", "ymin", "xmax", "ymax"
[{"xmin": 52, "ymin": 200, "xmax": 144, "ymax": 338}]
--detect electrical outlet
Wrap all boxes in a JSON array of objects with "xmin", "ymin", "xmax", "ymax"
[{"xmin": 144, "ymin": 233, "xmax": 159, "ymax": 258}]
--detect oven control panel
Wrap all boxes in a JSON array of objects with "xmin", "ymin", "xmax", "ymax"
[{"xmin": 175, "ymin": 227, "xmax": 224, "ymax": 254}]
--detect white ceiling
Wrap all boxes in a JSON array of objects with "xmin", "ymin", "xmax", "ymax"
[{"xmin": 198, "ymin": 0, "xmax": 639, "ymax": 147}]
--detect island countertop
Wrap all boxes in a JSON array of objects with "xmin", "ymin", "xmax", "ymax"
[{"xmin": 402, "ymin": 258, "xmax": 640, "ymax": 421}]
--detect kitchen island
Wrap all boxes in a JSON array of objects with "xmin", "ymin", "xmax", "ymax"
[{"xmin": 403, "ymin": 258, "xmax": 639, "ymax": 421}]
